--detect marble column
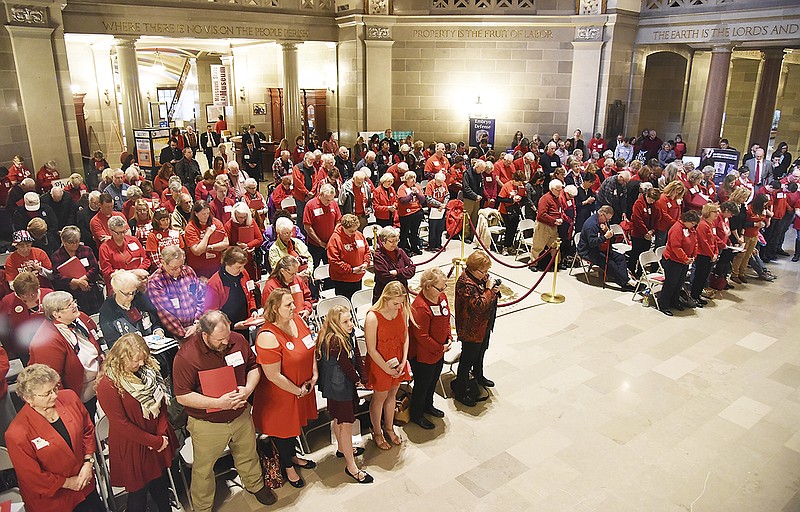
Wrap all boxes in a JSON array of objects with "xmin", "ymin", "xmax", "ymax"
[
  {"xmin": 567, "ymin": 36, "xmax": 604, "ymax": 135},
  {"xmin": 220, "ymin": 54, "xmax": 236, "ymax": 123},
  {"xmin": 695, "ymin": 45, "xmax": 732, "ymax": 154},
  {"xmin": 364, "ymin": 39, "xmax": 394, "ymax": 130},
  {"xmin": 281, "ymin": 43, "xmax": 302, "ymax": 143},
  {"xmin": 114, "ymin": 36, "xmax": 144, "ymax": 152},
  {"xmin": 6, "ymin": 24, "xmax": 71, "ymax": 171},
  {"xmin": 749, "ymin": 48, "xmax": 785, "ymax": 148}
]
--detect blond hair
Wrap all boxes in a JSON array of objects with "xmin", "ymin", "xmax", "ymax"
[
  {"xmin": 99, "ymin": 333, "xmax": 160, "ymax": 391},
  {"xmin": 264, "ymin": 288, "xmax": 292, "ymax": 323},
  {"xmin": 370, "ymin": 281, "xmax": 417, "ymax": 328},
  {"xmin": 315, "ymin": 304, "xmax": 353, "ymax": 361}
]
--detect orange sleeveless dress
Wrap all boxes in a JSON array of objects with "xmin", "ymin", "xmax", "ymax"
[
  {"xmin": 366, "ymin": 310, "xmax": 411, "ymax": 392},
  {"xmin": 252, "ymin": 314, "xmax": 317, "ymax": 438}
]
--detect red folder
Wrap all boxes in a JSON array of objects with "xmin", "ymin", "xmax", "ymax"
[
  {"xmin": 208, "ymin": 228, "xmax": 226, "ymax": 246},
  {"xmin": 56, "ymin": 256, "xmax": 88, "ymax": 280},
  {"xmin": 237, "ymin": 225, "xmax": 258, "ymax": 244},
  {"xmin": 0, "ymin": 500, "xmax": 10, "ymax": 512},
  {"xmin": 198, "ymin": 365, "xmax": 237, "ymax": 413},
  {"xmin": 248, "ymin": 198, "xmax": 264, "ymax": 211}
]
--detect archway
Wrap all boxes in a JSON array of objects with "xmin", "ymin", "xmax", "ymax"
[{"xmin": 639, "ymin": 51, "xmax": 689, "ymax": 144}]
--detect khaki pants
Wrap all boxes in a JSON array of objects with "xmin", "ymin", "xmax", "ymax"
[
  {"xmin": 186, "ymin": 408, "xmax": 264, "ymax": 512},
  {"xmin": 463, "ymin": 199, "xmax": 480, "ymax": 240},
  {"xmin": 530, "ymin": 221, "xmax": 559, "ymax": 259},
  {"xmin": 731, "ymin": 236, "xmax": 758, "ymax": 278}
]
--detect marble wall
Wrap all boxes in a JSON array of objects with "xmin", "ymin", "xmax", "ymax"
[
  {"xmin": 0, "ymin": 13, "xmax": 29, "ymax": 169},
  {"xmin": 721, "ymin": 55, "xmax": 760, "ymax": 154},
  {"xmin": 774, "ymin": 60, "xmax": 800, "ymax": 155},
  {"xmin": 638, "ymin": 51, "xmax": 687, "ymax": 144}
]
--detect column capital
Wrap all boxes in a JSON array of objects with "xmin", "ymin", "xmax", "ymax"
[
  {"xmin": 113, "ymin": 36, "xmax": 139, "ymax": 48},
  {"xmin": 220, "ymin": 55, "xmax": 234, "ymax": 65},
  {"xmin": 761, "ymin": 48, "xmax": 786, "ymax": 61},
  {"xmin": 709, "ymin": 44, "xmax": 733, "ymax": 54},
  {"xmin": 280, "ymin": 42, "xmax": 299, "ymax": 51}
]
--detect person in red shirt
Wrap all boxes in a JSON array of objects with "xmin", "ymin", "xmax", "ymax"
[
  {"xmin": 208, "ymin": 178, "xmax": 235, "ymax": 225},
  {"xmin": 673, "ymin": 134, "xmax": 687, "ymax": 160},
  {"xmin": 369, "ymin": 174, "xmax": 396, "ymax": 228},
  {"xmin": 90, "ymin": 193, "xmax": 126, "ymax": 245},
  {"xmin": 204, "ymin": 247, "xmax": 259, "ymax": 336},
  {"xmin": 408, "ymin": 268, "xmax": 451, "ymax": 429},
  {"xmin": 629, "ymin": 188, "xmax": 661, "ymax": 276},
  {"xmin": 303, "ymin": 183, "xmax": 342, "ymax": 267},
  {"xmin": 424, "ymin": 143, "xmax": 450, "ymax": 178},
  {"xmin": 261, "ymin": 255, "xmax": 313, "ymax": 321},
  {"xmin": 530, "ymin": 180, "xmax": 565, "ymax": 267},
  {"xmin": 270, "ymin": 173, "xmax": 295, "ymax": 218},
  {"xmin": 8, "ymin": 155, "xmax": 32, "ymax": 185},
  {"xmin": 496, "ymin": 170, "xmax": 528, "ymax": 255},
  {"xmin": 691, "ymin": 203, "xmax": 721, "ymax": 306},
  {"xmin": 659, "ymin": 210, "xmax": 700, "ymax": 316},
  {"xmin": 0, "ymin": 271, "xmax": 52, "ymax": 362},
  {"xmin": 291, "ymin": 135, "xmax": 307, "ymax": 164},
  {"xmin": 36, "ymin": 160, "xmax": 61, "ymax": 194},
  {"xmin": 183, "ymin": 200, "xmax": 229, "ymax": 279},
  {"xmin": 513, "ymin": 152, "xmax": 540, "ymax": 183},
  {"xmin": 711, "ymin": 201, "xmax": 740, "ymax": 287},
  {"xmin": 214, "ymin": 114, "xmax": 227, "ymax": 134},
  {"xmin": 194, "ymin": 170, "xmax": 217, "ymax": 202},
  {"xmin": 397, "ymin": 171, "xmax": 425, "ymax": 255},
  {"xmin": 292, "ymin": 152, "xmax": 317, "ymax": 230},
  {"xmin": 98, "ymin": 216, "xmax": 151, "ymax": 291},
  {"xmin": 684, "ymin": 170, "xmax": 709, "ymax": 212},
  {"xmin": 653, "ymin": 180, "xmax": 686, "ymax": 247},
  {"xmin": 763, "ymin": 179, "xmax": 793, "ymax": 261},
  {"xmin": 588, "ymin": 133, "xmax": 606, "ymax": 156},
  {"xmin": 494, "ymin": 153, "xmax": 517, "ymax": 185},
  {"xmin": 731, "ymin": 193, "xmax": 769, "ymax": 284},
  {"xmin": 5, "ymin": 230, "xmax": 53, "ymax": 288},
  {"xmin": 327, "ymin": 214, "xmax": 371, "ymax": 298},
  {"xmin": 146, "ymin": 208, "xmax": 184, "ymax": 268}
]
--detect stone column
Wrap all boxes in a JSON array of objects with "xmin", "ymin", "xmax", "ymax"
[
  {"xmin": 695, "ymin": 45, "xmax": 732, "ymax": 154},
  {"xmin": 281, "ymin": 43, "xmax": 302, "ymax": 143},
  {"xmin": 114, "ymin": 36, "xmax": 144, "ymax": 152},
  {"xmin": 6, "ymin": 24, "xmax": 71, "ymax": 170},
  {"xmin": 567, "ymin": 27, "xmax": 604, "ymax": 135},
  {"xmin": 749, "ymin": 48, "xmax": 785, "ymax": 147},
  {"xmin": 364, "ymin": 37, "xmax": 394, "ymax": 130},
  {"xmin": 220, "ymin": 54, "xmax": 236, "ymax": 123}
]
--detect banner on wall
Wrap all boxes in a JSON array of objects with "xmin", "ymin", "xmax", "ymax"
[
  {"xmin": 211, "ymin": 65, "xmax": 229, "ymax": 106},
  {"xmin": 469, "ymin": 118, "xmax": 495, "ymax": 148},
  {"xmin": 699, "ymin": 148, "xmax": 741, "ymax": 185}
]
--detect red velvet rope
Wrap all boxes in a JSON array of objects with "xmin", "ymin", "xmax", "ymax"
[
  {"xmin": 412, "ymin": 229, "xmax": 459, "ymax": 266},
  {"xmin": 497, "ymin": 253, "xmax": 555, "ymax": 307},
  {"xmin": 467, "ymin": 217, "xmax": 550, "ymax": 268}
]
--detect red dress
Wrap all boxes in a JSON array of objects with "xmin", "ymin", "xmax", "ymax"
[
  {"xmin": 366, "ymin": 311, "xmax": 410, "ymax": 392},
  {"xmin": 252, "ymin": 315, "xmax": 317, "ymax": 438},
  {"xmin": 95, "ymin": 377, "xmax": 176, "ymax": 491}
]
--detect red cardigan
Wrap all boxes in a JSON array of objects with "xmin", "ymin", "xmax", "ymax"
[
  {"xmin": 664, "ymin": 221, "xmax": 697, "ymax": 264},
  {"xmin": 29, "ymin": 313, "xmax": 102, "ymax": 399},
  {"xmin": 536, "ymin": 192, "xmax": 563, "ymax": 226},
  {"xmin": 695, "ymin": 218, "xmax": 719, "ymax": 258},
  {"xmin": 409, "ymin": 291, "xmax": 452, "ymax": 364},
  {"xmin": 372, "ymin": 185, "xmax": 397, "ymax": 221},
  {"xmin": 95, "ymin": 377, "xmax": 176, "ymax": 491},
  {"xmin": 261, "ymin": 276, "xmax": 313, "ymax": 316},
  {"xmin": 204, "ymin": 268, "xmax": 257, "ymax": 314},
  {"xmin": 654, "ymin": 195, "xmax": 681, "ymax": 232},
  {"xmin": 5, "ymin": 389, "xmax": 97, "ymax": 512},
  {"xmin": 630, "ymin": 195, "xmax": 656, "ymax": 239}
]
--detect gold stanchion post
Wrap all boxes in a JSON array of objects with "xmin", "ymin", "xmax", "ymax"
[
  {"xmin": 540, "ymin": 238, "xmax": 565, "ymax": 304},
  {"xmin": 364, "ymin": 225, "xmax": 379, "ymax": 288},
  {"xmin": 453, "ymin": 210, "xmax": 468, "ymax": 280}
]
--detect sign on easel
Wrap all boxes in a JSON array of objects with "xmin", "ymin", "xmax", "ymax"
[{"xmin": 469, "ymin": 118, "xmax": 495, "ymax": 147}]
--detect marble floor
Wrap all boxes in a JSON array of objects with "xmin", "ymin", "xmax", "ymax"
[{"xmin": 211, "ymin": 238, "xmax": 800, "ymax": 512}]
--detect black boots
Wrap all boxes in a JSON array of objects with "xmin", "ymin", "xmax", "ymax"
[{"xmin": 793, "ymin": 240, "xmax": 800, "ymax": 262}]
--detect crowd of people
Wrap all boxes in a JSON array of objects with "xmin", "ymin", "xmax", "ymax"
[{"xmin": 0, "ymin": 125, "xmax": 797, "ymax": 511}]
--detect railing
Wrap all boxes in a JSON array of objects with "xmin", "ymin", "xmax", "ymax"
[
  {"xmin": 431, "ymin": 0, "xmax": 536, "ymax": 13},
  {"xmin": 167, "ymin": 59, "xmax": 191, "ymax": 122},
  {"xmin": 71, "ymin": 0, "xmax": 336, "ymax": 14},
  {"xmin": 643, "ymin": 0, "xmax": 734, "ymax": 9}
]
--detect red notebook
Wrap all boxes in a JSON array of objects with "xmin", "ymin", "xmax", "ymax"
[
  {"xmin": 237, "ymin": 225, "xmax": 258, "ymax": 244},
  {"xmin": 0, "ymin": 500, "xmax": 10, "ymax": 512},
  {"xmin": 248, "ymin": 198, "xmax": 264, "ymax": 211},
  {"xmin": 198, "ymin": 365, "xmax": 237, "ymax": 413},
  {"xmin": 57, "ymin": 256, "xmax": 88, "ymax": 280}
]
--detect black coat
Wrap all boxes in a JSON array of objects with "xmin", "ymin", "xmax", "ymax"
[
  {"xmin": 41, "ymin": 194, "xmax": 77, "ymax": 230},
  {"xmin": 159, "ymin": 146, "xmax": 182, "ymax": 165}
]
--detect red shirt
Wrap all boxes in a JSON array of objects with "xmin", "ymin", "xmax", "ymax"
[
  {"xmin": 5, "ymin": 247, "xmax": 52, "ymax": 286},
  {"xmin": 271, "ymin": 184, "xmax": 295, "ymax": 213},
  {"xmin": 424, "ymin": 155, "xmax": 450, "ymax": 176},
  {"xmin": 184, "ymin": 219, "xmax": 227, "ymax": 278},
  {"xmin": 664, "ymin": 221, "xmax": 697, "ymax": 264},
  {"xmin": 214, "ymin": 119, "xmax": 227, "ymax": 134},
  {"xmin": 695, "ymin": 218, "xmax": 719, "ymax": 258},
  {"xmin": 654, "ymin": 195, "xmax": 682, "ymax": 232},
  {"xmin": 494, "ymin": 160, "xmax": 517, "ymax": 185},
  {"xmin": 743, "ymin": 205, "xmax": 766, "ymax": 237},
  {"xmin": 261, "ymin": 276, "xmax": 313, "ymax": 316},
  {"xmin": 8, "ymin": 163, "xmax": 31, "ymax": 185},
  {"xmin": 327, "ymin": 224, "xmax": 371, "ymax": 282},
  {"xmin": 353, "ymin": 185, "xmax": 365, "ymax": 215},
  {"xmin": 631, "ymin": 195, "xmax": 656, "ymax": 239},
  {"xmin": 36, "ymin": 166, "xmax": 60, "ymax": 193},
  {"xmin": 145, "ymin": 228, "xmax": 184, "ymax": 267},
  {"xmin": 98, "ymin": 235, "xmax": 150, "ymax": 290},
  {"xmin": 684, "ymin": 184, "xmax": 708, "ymax": 212},
  {"xmin": 90, "ymin": 211, "xmax": 126, "ymax": 244},
  {"xmin": 536, "ymin": 192, "xmax": 563, "ymax": 226},
  {"xmin": 409, "ymin": 291, "xmax": 452, "ymax": 364},
  {"xmin": 209, "ymin": 196, "xmax": 235, "ymax": 225},
  {"xmin": 397, "ymin": 184, "xmax": 423, "ymax": 217},
  {"xmin": 372, "ymin": 185, "xmax": 397, "ymax": 221},
  {"xmin": 497, "ymin": 181, "xmax": 526, "ymax": 216},
  {"xmin": 302, "ymin": 196, "xmax": 342, "ymax": 247},
  {"xmin": 714, "ymin": 214, "xmax": 732, "ymax": 248}
]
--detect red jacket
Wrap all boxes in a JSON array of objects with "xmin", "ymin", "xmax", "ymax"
[
  {"xmin": 664, "ymin": 221, "xmax": 697, "ymax": 264},
  {"xmin": 29, "ymin": 313, "xmax": 102, "ymax": 400},
  {"xmin": 743, "ymin": 205, "xmax": 766, "ymax": 237},
  {"xmin": 327, "ymin": 224, "xmax": 371, "ymax": 282},
  {"xmin": 98, "ymin": 235, "xmax": 151, "ymax": 290},
  {"xmin": 397, "ymin": 184, "xmax": 424, "ymax": 217},
  {"xmin": 409, "ymin": 291, "xmax": 452, "ymax": 364},
  {"xmin": 204, "ymin": 268, "xmax": 257, "ymax": 314},
  {"xmin": 695, "ymin": 218, "xmax": 719, "ymax": 259},
  {"xmin": 5, "ymin": 389, "xmax": 97, "ymax": 512},
  {"xmin": 292, "ymin": 164, "xmax": 314, "ymax": 201},
  {"xmin": 261, "ymin": 275, "xmax": 313, "ymax": 316},
  {"xmin": 714, "ymin": 214, "xmax": 732, "ymax": 248},
  {"xmin": 630, "ymin": 195, "xmax": 656, "ymax": 239},
  {"xmin": 37, "ymin": 166, "xmax": 60, "ymax": 193},
  {"xmin": 184, "ymin": 218, "xmax": 227, "ymax": 277},
  {"xmin": 95, "ymin": 377, "xmax": 176, "ymax": 491},
  {"xmin": 0, "ymin": 288, "xmax": 53, "ymax": 359},
  {"xmin": 494, "ymin": 160, "xmax": 517, "ymax": 185},
  {"xmin": 372, "ymin": 185, "xmax": 397, "ymax": 221},
  {"xmin": 536, "ymin": 192, "xmax": 563, "ymax": 227},
  {"xmin": 654, "ymin": 195, "xmax": 681, "ymax": 232}
]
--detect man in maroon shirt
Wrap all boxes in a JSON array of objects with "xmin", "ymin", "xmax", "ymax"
[
  {"xmin": 530, "ymin": 180, "xmax": 565, "ymax": 271},
  {"xmin": 172, "ymin": 310, "xmax": 276, "ymax": 510},
  {"xmin": 303, "ymin": 183, "xmax": 342, "ymax": 267}
]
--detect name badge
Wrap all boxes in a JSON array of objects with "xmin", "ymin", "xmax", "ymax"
[
  {"xmin": 313, "ymin": 207, "xmax": 324, "ymax": 216},
  {"xmin": 244, "ymin": 155, "xmax": 250, "ymax": 160},
  {"xmin": 550, "ymin": 161, "xmax": 557, "ymax": 167},
  {"xmin": 31, "ymin": 437, "xmax": 50, "ymax": 450},
  {"xmin": 355, "ymin": 239, "xmax": 365, "ymax": 248},
  {"xmin": 153, "ymin": 386, "xmax": 165, "ymax": 405},
  {"xmin": 777, "ymin": 193, "xmax": 785, "ymax": 199},
  {"xmin": 224, "ymin": 205, "xmax": 233, "ymax": 213},
  {"xmin": 205, "ymin": 252, "xmax": 216, "ymax": 259},
  {"xmin": 169, "ymin": 230, "xmax": 179, "ymax": 237},
  {"xmin": 709, "ymin": 186, "xmax": 715, "ymax": 193},
  {"xmin": 127, "ymin": 242, "xmax": 140, "ymax": 251},
  {"xmin": 690, "ymin": 187, "xmax": 699, "ymax": 194},
  {"xmin": 142, "ymin": 314, "xmax": 152, "ymax": 330},
  {"xmin": 431, "ymin": 306, "xmax": 442, "ymax": 316},
  {"xmin": 683, "ymin": 228, "xmax": 690, "ymax": 236},
  {"xmin": 667, "ymin": 202, "xmax": 672, "ymax": 209},
  {"xmin": 301, "ymin": 334, "xmax": 315, "ymax": 349},
  {"xmin": 485, "ymin": 176, "xmax": 492, "ymax": 182},
  {"xmin": 171, "ymin": 298, "xmax": 180, "ymax": 309},
  {"xmin": 80, "ymin": 258, "xmax": 89, "ymax": 266},
  {"xmin": 567, "ymin": 200, "xmax": 573, "ymax": 207},
  {"xmin": 677, "ymin": 199, "xmax": 683, "ymax": 205},
  {"xmin": 246, "ymin": 280, "xmax": 255, "ymax": 291},
  {"xmin": 712, "ymin": 228, "xmax": 717, "ymax": 235},
  {"xmin": 225, "ymin": 351, "xmax": 245, "ymax": 367},
  {"xmin": 434, "ymin": 161, "xmax": 440, "ymax": 166},
  {"xmin": 289, "ymin": 283, "xmax": 302, "ymax": 294}
]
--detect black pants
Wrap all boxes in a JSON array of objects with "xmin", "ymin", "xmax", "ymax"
[
  {"xmin": 271, "ymin": 437, "xmax": 297, "ymax": 469},
  {"xmin": 660, "ymin": 258, "xmax": 688, "ymax": 310},
  {"xmin": 501, "ymin": 212, "xmax": 520, "ymax": 249},
  {"xmin": 691, "ymin": 254, "xmax": 713, "ymax": 300},
  {"xmin": 204, "ymin": 148, "xmax": 214, "ymax": 169},
  {"xmin": 766, "ymin": 214, "xmax": 792, "ymax": 258},
  {"xmin": 557, "ymin": 222, "xmax": 574, "ymax": 258},
  {"xmin": 589, "ymin": 250, "xmax": 628, "ymax": 287},
  {"xmin": 84, "ymin": 397, "xmax": 97, "ymax": 424},
  {"xmin": 713, "ymin": 248, "xmax": 734, "ymax": 277},
  {"xmin": 376, "ymin": 218, "xmax": 393, "ymax": 227},
  {"xmin": 307, "ymin": 243, "xmax": 328, "ymax": 268},
  {"xmin": 628, "ymin": 237, "xmax": 651, "ymax": 276},
  {"xmin": 333, "ymin": 280, "xmax": 361, "ymax": 299},
  {"xmin": 73, "ymin": 491, "xmax": 105, "ymax": 512},
  {"xmin": 428, "ymin": 217, "xmax": 446, "ymax": 250},
  {"xmin": 126, "ymin": 473, "xmax": 172, "ymax": 512},
  {"xmin": 454, "ymin": 339, "xmax": 487, "ymax": 394},
  {"xmin": 410, "ymin": 357, "xmax": 444, "ymax": 420},
  {"xmin": 399, "ymin": 210, "xmax": 424, "ymax": 253}
]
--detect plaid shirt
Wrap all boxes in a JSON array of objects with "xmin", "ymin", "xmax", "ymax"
[{"xmin": 146, "ymin": 265, "xmax": 205, "ymax": 338}]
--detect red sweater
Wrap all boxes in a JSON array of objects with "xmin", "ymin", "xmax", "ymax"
[
  {"xmin": 654, "ymin": 195, "xmax": 681, "ymax": 232},
  {"xmin": 695, "ymin": 218, "xmax": 719, "ymax": 258},
  {"xmin": 261, "ymin": 276, "xmax": 313, "ymax": 316},
  {"xmin": 397, "ymin": 184, "xmax": 424, "ymax": 217},
  {"xmin": 372, "ymin": 185, "xmax": 397, "ymax": 221},
  {"xmin": 327, "ymin": 224, "xmax": 371, "ymax": 282},
  {"xmin": 98, "ymin": 235, "xmax": 150, "ymax": 290},
  {"xmin": 409, "ymin": 291, "xmax": 452, "ymax": 364},
  {"xmin": 743, "ymin": 205, "xmax": 766, "ymax": 237},
  {"xmin": 631, "ymin": 195, "xmax": 656, "ymax": 239},
  {"xmin": 664, "ymin": 221, "xmax": 697, "ymax": 264},
  {"xmin": 536, "ymin": 192, "xmax": 562, "ymax": 226}
]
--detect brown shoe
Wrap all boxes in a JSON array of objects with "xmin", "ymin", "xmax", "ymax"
[
  {"xmin": 730, "ymin": 275, "xmax": 743, "ymax": 284},
  {"xmin": 739, "ymin": 275, "xmax": 748, "ymax": 283}
]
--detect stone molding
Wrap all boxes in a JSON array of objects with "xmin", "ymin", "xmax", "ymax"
[
  {"xmin": 366, "ymin": 25, "xmax": 391, "ymax": 39},
  {"xmin": 9, "ymin": 5, "xmax": 48, "ymax": 25},
  {"xmin": 576, "ymin": 25, "xmax": 602, "ymax": 40},
  {"xmin": 577, "ymin": 0, "xmax": 604, "ymax": 15}
]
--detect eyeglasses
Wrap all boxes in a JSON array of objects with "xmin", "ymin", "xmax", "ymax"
[
  {"xmin": 32, "ymin": 387, "xmax": 58, "ymax": 398},
  {"xmin": 59, "ymin": 299, "xmax": 78, "ymax": 312},
  {"xmin": 117, "ymin": 289, "xmax": 136, "ymax": 297},
  {"xmin": 111, "ymin": 229, "xmax": 127, "ymax": 235},
  {"xmin": 433, "ymin": 283, "xmax": 447, "ymax": 292}
]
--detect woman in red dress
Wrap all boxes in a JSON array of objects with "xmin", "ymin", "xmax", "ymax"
[
  {"xmin": 95, "ymin": 333, "xmax": 176, "ymax": 512},
  {"xmin": 364, "ymin": 281, "xmax": 413, "ymax": 450},
  {"xmin": 252, "ymin": 288, "xmax": 318, "ymax": 488}
]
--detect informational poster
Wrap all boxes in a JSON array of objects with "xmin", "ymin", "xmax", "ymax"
[
  {"xmin": 699, "ymin": 148, "xmax": 740, "ymax": 185},
  {"xmin": 469, "ymin": 118, "xmax": 495, "ymax": 147},
  {"xmin": 211, "ymin": 64, "xmax": 229, "ymax": 106},
  {"xmin": 136, "ymin": 139, "xmax": 152, "ymax": 167}
]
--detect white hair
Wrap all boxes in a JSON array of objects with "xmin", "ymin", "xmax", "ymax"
[
  {"xmin": 275, "ymin": 216, "xmax": 294, "ymax": 233},
  {"xmin": 319, "ymin": 183, "xmax": 336, "ymax": 196},
  {"xmin": 564, "ymin": 184, "xmax": 578, "ymax": 197},
  {"xmin": 603, "ymin": 150, "xmax": 614, "ymax": 158},
  {"xmin": 398, "ymin": 162, "xmax": 409, "ymax": 171},
  {"xmin": 434, "ymin": 172, "xmax": 446, "ymax": 183},
  {"xmin": 321, "ymin": 154, "xmax": 335, "ymax": 165},
  {"xmin": 380, "ymin": 173, "xmax": 394, "ymax": 184},
  {"xmin": 403, "ymin": 171, "xmax": 416, "ymax": 182},
  {"xmin": 244, "ymin": 177, "xmax": 257, "ymax": 188},
  {"xmin": 365, "ymin": 151, "xmax": 376, "ymax": 160},
  {"xmin": 400, "ymin": 144, "xmax": 410, "ymax": 152},
  {"xmin": 353, "ymin": 170, "xmax": 366, "ymax": 181},
  {"xmin": 524, "ymin": 152, "xmax": 535, "ymax": 162},
  {"xmin": 548, "ymin": 179, "xmax": 563, "ymax": 191},
  {"xmin": 227, "ymin": 160, "xmax": 239, "ymax": 171},
  {"xmin": 618, "ymin": 170, "xmax": 631, "ymax": 181},
  {"xmin": 503, "ymin": 153, "xmax": 513, "ymax": 162},
  {"xmin": 436, "ymin": 143, "xmax": 445, "ymax": 152}
]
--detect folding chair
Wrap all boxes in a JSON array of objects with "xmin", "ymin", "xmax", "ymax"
[
  {"xmin": 94, "ymin": 415, "xmax": 126, "ymax": 511},
  {"xmin": 312, "ymin": 264, "xmax": 334, "ymax": 299},
  {"xmin": 569, "ymin": 232, "xmax": 602, "ymax": 284},
  {"xmin": 437, "ymin": 340, "xmax": 462, "ymax": 398},
  {"xmin": 0, "ymin": 447, "xmax": 24, "ymax": 508},
  {"xmin": 609, "ymin": 224, "xmax": 632, "ymax": 255},
  {"xmin": 513, "ymin": 218, "xmax": 535, "ymax": 260},
  {"xmin": 362, "ymin": 224, "xmax": 382, "ymax": 246},
  {"xmin": 314, "ymin": 296, "xmax": 354, "ymax": 332},
  {"xmin": 299, "ymin": 389, "xmax": 329, "ymax": 454},
  {"xmin": 280, "ymin": 196, "xmax": 297, "ymax": 221},
  {"xmin": 631, "ymin": 250, "xmax": 665, "ymax": 309},
  {"xmin": 349, "ymin": 288, "xmax": 373, "ymax": 338}
]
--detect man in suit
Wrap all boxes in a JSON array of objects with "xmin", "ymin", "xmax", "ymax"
[
  {"xmin": 741, "ymin": 142, "xmax": 759, "ymax": 166},
  {"xmin": 200, "ymin": 125, "xmax": 221, "ymax": 169},
  {"xmin": 744, "ymin": 148, "xmax": 773, "ymax": 187},
  {"xmin": 159, "ymin": 138, "xmax": 182, "ymax": 166},
  {"xmin": 175, "ymin": 147, "xmax": 201, "ymax": 186},
  {"xmin": 241, "ymin": 124, "xmax": 262, "ymax": 149},
  {"xmin": 242, "ymin": 139, "xmax": 263, "ymax": 183}
]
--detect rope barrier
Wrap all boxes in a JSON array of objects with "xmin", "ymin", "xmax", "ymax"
[
  {"xmin": 412, "ymin": 229, "xmax": 460, "ymax": 266},
  {"xmin": 467, "ymin": 217, "xmax": 550, "ymax": 268},
  {"xmin": 497, "ymin": 251, "xmax": 556, "ymax": 307}
]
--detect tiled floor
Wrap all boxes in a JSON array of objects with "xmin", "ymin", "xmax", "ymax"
[{"xmin": 211, "ymin": 240, "xmax": 800, "ymax": 512}]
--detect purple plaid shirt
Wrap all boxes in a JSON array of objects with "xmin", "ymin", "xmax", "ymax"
[{"xmin": 146, "ymin": 265, "xmax": 205, "ymax": 338}]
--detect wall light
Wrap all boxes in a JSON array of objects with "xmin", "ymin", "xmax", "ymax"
[
  {"xmin": 103, "ymin": 89, "xmax": 111, "ymax": 106},
  {"xmin": 239, "ymin": 87, "xmax": 246, "ymax": 101}
]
